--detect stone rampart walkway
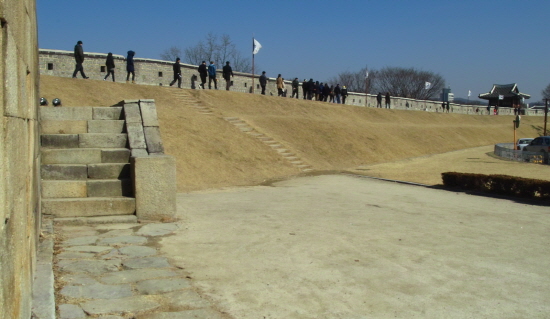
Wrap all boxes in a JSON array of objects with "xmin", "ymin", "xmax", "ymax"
[{"xmin": 50, "ymin": 220, "xmax": 228, "ymax": 319}]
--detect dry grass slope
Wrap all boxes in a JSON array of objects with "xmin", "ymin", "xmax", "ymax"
[{"xmin": 40, "ymin": 75, "xmax": 547, "ymax": 192}]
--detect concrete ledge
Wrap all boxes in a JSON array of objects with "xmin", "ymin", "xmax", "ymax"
[
  {"xmin": 31, "ymin": 219, "xmax": 55, "ymax": 319},
  {"xmin": 143, "ymin": 127, "xmax": 164, "ymax": 154},
  {"xmin": 40, "ymin": 120, "xmax": 87, "ymax": 134},
  {"xmin": 41, "ymin": 180, "xmax": 87, "ymax": 198},
  {"xmin": 123, "ymin": 103, "xmax": 142, "ymax": 123},
  {"xmin": 132, "ymin": 155, "xmax": 176, "ymax": 221},
  {"xmin": 41, "ymin": 164, "xmax": 88, "ymax": 180},
  {"xmin": 39, "ymin": 106, "xmax": 93, "ymax": 120},
  {"xmin": 42, "ymin": 197, "xmax": 136, "ymax": 217},
  {"xmin": 79, "ymin": 133, "xmax": 128, "ymax": 148},
  {"xmin": 139, "ymin": 101, "xmax": 159, "ymax": 126},
  {"xmin": 126, "ymin": 122, "xmax": 147, "ymax": 149}
]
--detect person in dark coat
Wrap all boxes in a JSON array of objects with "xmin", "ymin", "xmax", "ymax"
[
  {"xmin": 385, "ymin": 92, "xmax": 391, "ymax": 109},
  {"xmin": 72, "ymin": 40, "xmax": 88, "ymax": 79},
  {"xmin": 222, "ymin": 61, "xmax": 234, "ymax": 91},
  {"xmin": 323, "ymin": 84, "xmax": 331, "ymax": 102},
  {"xmin": 318, "ymin": 82, "xmax": 325, "ymax": 101},
  {"xmin": 126, "ymin": 50, "xmax": 136, "ymax": 83},
  {"xmin": 291, "ymin": 78, "xmax": 299, "ymax": 99},
  {"xmin": 302, "ymin": 79, "xmax": 308, "ymax": 99},
  {"xmin": 259, "ymin": 71, "xmax": 267, "ymax": 95},
  {"xmin": 197, "ymin": 61, "xmax": 207, "ymax": 89},
  {"xmin": 376, "ymin": 92, "xmax": 382, "ymax": 108},
  {"xmin": 341, "ymin": 86, "xmax": 348, "ymax": 104},
  {"xmin": 208, "ymin": 61, "xmax": 217, "ymax": 89},
  {"xmin": 169, "ymin": 57, "xmax": 182, "ymax": 88},
  {"xmin": 307, "ymin": 79, "xmax": 314, "ymax": 100},
  {"xmin": 314, "ymin": 81, "xmax": 320, "ymax": 101},
  {"xmin": 103, "ymin": 52, "xmax": 115, "ymax": 82},
  {"xmin": 334, "ymin": 84, "xmax": 341, "ymax": 103}
]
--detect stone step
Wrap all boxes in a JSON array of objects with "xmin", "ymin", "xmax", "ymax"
[
  {"xmin": 41, "ymin": 179, "xmax": 133, "ymax": 198},
  {"xmin": 78, "ymin": 133, "xmax": 128, "ymax": 148},
  {"xmin": 87, "ymin": 120, "xmax": 125, "ymax": 133},
  {"xmin": 42, "ymin": 197, "xmax": 136, "ymax": 218},
  {"xmin": 92, "ymin": 107, "xmax": 124, "ymax": 120},
  {"xmin": 42, "ymin": 148, "xmax": 130, "ymax": 165},
  {"xmin": 41, "ymin": 133, "xmax": 128, "ymax": 149},
  {"xmin": 40, "ymin": 120, "xmax": 87, "ymax": 134},
  {"xmin": 290, "ymin": 161, "xmax": 304, "ymax": 165},
  {"xmin": 88, "ymin": 163, "xmax": 131, "ymax": 179},
  {"xmin": 42, "ymin": 164, "xmax": 88, "ymax": 180},
  {"xmin": 40, "ymin": 107, "xmax": 124, "ymax": 121},
  {"xmin": 54, "ymin": 215, "xmax": 138, "ymax": 225}
]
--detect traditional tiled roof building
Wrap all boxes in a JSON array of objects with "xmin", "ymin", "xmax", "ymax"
[{"xmin": 478, "ymin": 83, "xmax": 530, "ymax": 108}]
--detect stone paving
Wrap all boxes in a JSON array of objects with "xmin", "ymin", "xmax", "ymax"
[{"xmin": 53, "ymin": 221, "xmax": 229, "ymax": 319}]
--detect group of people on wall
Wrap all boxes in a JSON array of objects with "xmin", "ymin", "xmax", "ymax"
[{"xmin": 70, "ymin": 40, "xmax": 378, "ymax": 107}]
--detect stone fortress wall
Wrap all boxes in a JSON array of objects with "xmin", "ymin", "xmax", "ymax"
[
  {"xmin": 39, "ymin": 49, "xmax": 545, "ymax": 116},
  {"xmin": 1, "ymin": 0, "xmax": 41, "ymax": 318}
]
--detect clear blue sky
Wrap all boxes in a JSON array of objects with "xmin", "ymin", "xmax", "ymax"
[{"xmin": 37, "ymin": 0, "xmax": 550, "ymax": 102}]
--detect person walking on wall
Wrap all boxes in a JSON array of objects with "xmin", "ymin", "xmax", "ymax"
[
  {"xmin": 276, "ymin": 74, "xmax": 284, "ymax": 96},
  {"xmin": 302, "ymin": 79, "xmax": 308, "ymax": 99},
  {"xmin": 72, "ymin": 40, "xmax": 88, "ymax": 79},
  {"xmin": 307, "ymin": 79, "xmax": 315, "ymax": 100},
  {"xmin": 126, "ymin": 50, "xmax": 136, "ymax": 83},
  {"xmin": 169, "ymin": 57, "xmax": 182, "ymax": 88},
  {"xmin": 197, "ymin": 61, "xmax": 207, "ymax": 89},
  {"xmin": 291, "ymin": 78, "xmax": 299, "ymax": 99},
  {"xmin": 334, "ymin": 84, "xmax": 341, "ymax": 104},
  {"xmin": 385, "ymin": 92, "xmax": 391, "ymax": 109},
  {"xmin": 376, "ymin": 92, "xmax": 382, "ymax": 108},
  {"xmin": 222, "ymin": 61, "xmax": 234, "ymax": 91},
  {"xmin": 208, "ymin": 61, "xmax": 217, "ymax": 89},
  {"xmin": 103, "ymin": 52, "xmax": 115, "ymax": 82},
  {"xmin": 259, "ymin": 71, "xmax": 267, "ymax": 95},
  {"xmin": 341, "ymin": 86, "xmax": 348, "ymax": 104}
]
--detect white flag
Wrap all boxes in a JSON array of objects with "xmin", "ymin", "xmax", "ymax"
[
  {"xmin": 425, "ymin": 82, "xmax": 432, "ymax": 90},
  {"xmin": 365, "ymin": 70, "xmax": 369, "ymax": 79},
  {"xmin": 468, "ymin": 90, "xmax": 471, "ymax": 97},
  {"xmin": 253, "ymin": 39, "xmax": 262, "ymax": 55}
]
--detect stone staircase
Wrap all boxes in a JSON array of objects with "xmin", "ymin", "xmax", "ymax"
[
  {"xmin": 169, "ymin": 89, "xmax": 214, "ymax": 115},
  {"xmin": 40, "ymin": 106, "xmax": 136, "ymax": 220}
]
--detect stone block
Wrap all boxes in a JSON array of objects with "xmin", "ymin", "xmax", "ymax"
[
  {"xmin": 143, "ymin": 127, "xmax": 164, "ymax": 153},
  {"xmin": 139, "ymin": 100, "xmax": 159, "ymax": 126},
  {"xmin": 132, "ymin": 155, "xmax": 176, "ymax": 221},
  {"xmin": 54, "ymin": 215, "xmax": 138, "ymax": 225},
  {"xmin": 126, "ymin": 122, "xmax": 147, "ymax": 149},
  {"xmin": 101, "ymin": 149, "xmax": 131, "ymax": 163},
  {"xmin": 42, "ymin": 149, "xmax": 102, "ymax": 164},
  {"xmin": 87, "ymin": 163, "xmax": 130, "ymax": 179},
  {"xmin": 78, "ymin": 133, "xmax": 128, "ymax": 148},
  {"xmin": 41, "ymin": 164, "xmax": 87, "ymax": 180},
  {"xmin": 92, "ymin": 107, "xmax": 123, "ymax": 120},
  {"xmin": 40, "ymin": 120, "xmax": 87, "ymax": 134},
  {"xmin": 42, "ymin": 197, "xmax": 136, "ymax": 217},
  {"xmin": 41, "ymin": 134, "xmax": 79, "ymax": 148},
  {"xmin": 123, "ymin": 103, "xmax": 142, "ymax": 123},
  {"xmin": 131, "ymin": 149, "xmax": 149, "ymax": 157},
  {"xmin": 87, "ymin": 179, "xmax": 133, "ymax": 197},
  {"xmin": 39, "ymin": 106, "xmax": 93, "ymax": 121},
  {"xmin": 87, "ymin": 120, "xmax": 125, "ymax": 133},
  {"xmin": 41, "ymin": 180, "xmax": 87, "ymax": 198}
]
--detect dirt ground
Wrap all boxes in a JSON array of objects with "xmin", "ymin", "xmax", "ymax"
[{"xmin": 42, "ymin": 76, "xmax": 550, "ymax": 318}]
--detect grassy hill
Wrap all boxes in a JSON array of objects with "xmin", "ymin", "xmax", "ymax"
[{"xmin": 40, "ymin": 75, "xmax": 546, "ymax": 192}]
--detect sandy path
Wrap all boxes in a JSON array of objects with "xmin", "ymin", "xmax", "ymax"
[{"xmin": 162, "ymin": 174, "xmax": 550, "ymax": 318}]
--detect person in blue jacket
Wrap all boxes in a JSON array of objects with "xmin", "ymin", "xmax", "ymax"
[
  {"xmin": 208, "ymin": 61, "xmax": 217, "ymax": 89},
  {"xmin": 126, "ymin": 50, "xmax": 135, "ymax": 83}
]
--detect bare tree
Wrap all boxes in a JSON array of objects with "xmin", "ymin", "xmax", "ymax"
[
  {"xmin": 371, "ymin": 67, "xmax": 445, "ymax": 100},
  {"xmin": 160, "ymin": 46, "xmax": 183, "ymax": 62},
  {"xmin": 166, "ymin": 32, "xmax": 252, "ymax": 73},
  {"xmin": 542, "ymin": 83, "xmax": 550, "ymax": 100},
  {"xmin": 327, "ymin": 66, "xmax": 369, "ymax": 93}
]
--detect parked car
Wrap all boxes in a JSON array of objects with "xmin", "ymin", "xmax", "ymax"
[
  {"xmin": 516, "ymin": 138, "xmax": 534, "ymax": 150},
  {"xmin": 523, "ymin": 136, "xmax": 550, "ymax": 152}
]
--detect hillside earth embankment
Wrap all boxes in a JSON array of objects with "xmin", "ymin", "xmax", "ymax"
[{"xmin": 40, "ymin": 75, "xmax": 550, "ymax": 191}]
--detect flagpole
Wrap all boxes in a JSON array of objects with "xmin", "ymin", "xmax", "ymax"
[{"xmin": 252, "ymin": 37, "xmax": 255, "ymax": 94}]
